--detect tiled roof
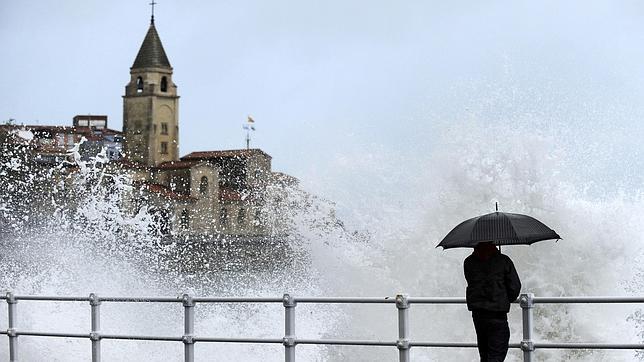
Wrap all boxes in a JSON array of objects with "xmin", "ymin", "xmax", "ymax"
[
  {"xmin": 155, "ymin": 160, "xmax": 198, "ymax": 170},
  {"xmin": 181, "ymin": 149, "xmax": 271, "ymax": 161},
  {"xmin": 0, "ymin": 124, "xmax": 121, "ymax": 136},
  {"xmin": 132, "ymin": 22, "xmax": 171, "ymax": 69},
  {"xmin": 144, "ymin": 183, "xmax": 195, "ymax": 201}
]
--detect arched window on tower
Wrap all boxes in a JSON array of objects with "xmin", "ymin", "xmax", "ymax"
[
  {"xmin": 199, "ymin": 176, "xmax": 208, "ymax": 194},
  {"xmin": 160, "ymin": 76, "xmax": 168, "ymax": 92},
  {"xmin": 136, "ymin": 77, "xmax": 143, "ymax": 93}
]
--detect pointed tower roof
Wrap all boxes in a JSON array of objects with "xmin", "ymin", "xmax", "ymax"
[{"xmin": 132, "ymin": 20, "xmax": 171, "ymax": 69}]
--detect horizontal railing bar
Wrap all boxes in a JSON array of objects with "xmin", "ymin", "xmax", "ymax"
[
  {"xmin": 408, "ymin": 297, "xmax": 466, "ymax": 304},
  {"xmin": 533, "ymin": 296, "xmax": 644, "ymax": 304},
  {"xmin": 8, "ymin": 296, "xmax": 182, "ymax": 303},
  {"xmin": 99, "ymin": 297, "xmax": 183, "ymax": 303},
  {"xmin": 4, "ymin": 295, "xmax": 644, "ymax": 304},
  {"xmin": 294, "ymin": 297, "xmax": 396, "ymax": 304},
  {"xmin": 296, "ymin": 339, "xmax": 396, "ymax": 346},
  {"xmin": 14, "ymin": 296, "xmax": 90, "ymax": 302},
  {"xmin": 192, "ymin": 297, "xmax": 284, "ymax": 303},
  {"xmin": 0, "ymin": 330, "xmax": 89, "ymax": 338},
  {"xmin": 194, "ymin": 337, "xmax": 283, "ymax": 344},
  {"xmin": 101, "ymin": 334, "xmax": 183, "ymax": 342},
  {"xmin": 411, "ymin": 341, "xmax": 477, "ymax": 348},
  {"xmin": 534, "ymin": 343, "xmax": 644, "ymax": 349},
  {"xmin": 410, "ymin": 342, "xmax": 522, "ymax": 348},
  {"xmin": 1, "ymin": 329, "xmax": 642, "ymax": 350},
  {"xmin": 0, "ymin": 330, "xmax": 183, "ymax": 342}
]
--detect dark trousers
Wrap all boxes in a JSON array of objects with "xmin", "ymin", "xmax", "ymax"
[{"xmin": 472, "ymin": 314, "xmax": 510, "ymax": 362}]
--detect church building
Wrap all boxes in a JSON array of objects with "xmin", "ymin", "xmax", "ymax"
[{"xmin": 117, "ymin": 16, "xmax": 294, "ymax": 238}]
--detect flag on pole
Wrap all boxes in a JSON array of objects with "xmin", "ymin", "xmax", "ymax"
[
  {"xmin": 243, "ymin": 115, "xmax": 256, "ymax": 149},
  {"xmin": 243, "ymin": 115, "xmax": 256, "ymax": 131}
]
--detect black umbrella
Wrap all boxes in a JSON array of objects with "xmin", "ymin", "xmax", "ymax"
[{"xmin": 437, "ymin": 209, "xmax": 561, "ymax": 249}]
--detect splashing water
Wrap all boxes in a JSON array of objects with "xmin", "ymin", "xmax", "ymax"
[
  {"xmin": 297, "ymin": 117, "xmax": 644, "ymax": 361},
  {"xmin": 1, "ymin": 116, "xmax": 643, "ymax": 361},
  {"xmin": 0, "ymin": 138, "xmax": 345, "ymax": 361}
]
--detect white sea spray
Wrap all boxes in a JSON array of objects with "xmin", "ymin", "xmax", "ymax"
[{"xmin": 0, "ymin": 117, "xmax": 643, "ymax": 360}]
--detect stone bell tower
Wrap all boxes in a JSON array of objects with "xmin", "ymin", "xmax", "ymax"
[{"xmin": 123, "ymin": 16, "xmax": 179, "ymax": 166}]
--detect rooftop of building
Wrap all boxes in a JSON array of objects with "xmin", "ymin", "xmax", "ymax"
[
  {"xmin": 0, "ymin": 124, "xmax": 121, "ymax": 136},
  {"xmin": 132, "ymin": 20, "xmax": 172, "ymax": 70},
  {"xmin": 143, "ymin": 182, "xmax": 195, "ymax": 201},
  {"xmin": 155, "ymin": 160, "xmax": 198, "ymax": 170},
  {"xmin": 181, "ymin": 149, "xmax": 271, "ymax": 161}
]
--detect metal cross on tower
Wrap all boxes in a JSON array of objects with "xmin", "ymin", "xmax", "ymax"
[{"xmin": 150, "ymin": 0, "xmax": 157, "ymax": 23}]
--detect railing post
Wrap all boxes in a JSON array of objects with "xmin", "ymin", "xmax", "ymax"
[
  {"xmin": 520, "ymin": 293, "xmax": 535, "ymax": 362},
  {"xmin": 283, "ymin": 293, "xmax": 296, "ymax": 362},
  {"xmin": 182, "ymin": 294, "xmax": 195, "ymax": 362},
  {"xmin": 6, "ymin": 292, "xmax": 17, "ymax": 362},
  {"xmin": 89, "ymin": 293, "xmax": 102, "ymax": 362},
  {"xmin": 396, "ymin": 294, "xmax": 410, "ymax": 362}
]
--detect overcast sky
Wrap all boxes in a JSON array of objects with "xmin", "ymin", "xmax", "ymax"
[{"xmin": 3, "ymin": 1, "xmax": 644, "ymax": 204}]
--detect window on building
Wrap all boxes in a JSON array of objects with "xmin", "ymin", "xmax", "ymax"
[
  {"xmin": 220, "ymin": 208, "xmax": 228, "ymax": 226},
  {"xmin": 180, "ymin": 209, "xmax": 189, "ymax": 229},
  {"xmin": 161, "ymin": 76, "xmax": 168, "ymax": 92},
  {"xmin": 160, "ymin": 142, "xmax": 168, "ymax": 154},
  {"xmin": 199, "ymin": 176, "xmax": 208, "ymax": 194},
  {"xmin": 136, "ymin": 77, "xmax": 143, "ymax": 93},
  {"xmin": 161, "ymin": 123, "xmax": 168, "ymax": 135},
  {"xmin": 238, "ymin": 208, "xmax": 245, "ymax": 225}
]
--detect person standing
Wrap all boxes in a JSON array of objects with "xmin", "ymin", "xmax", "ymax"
[{"xmin": 464, "ymin": 242, "xmax": 522, "ymax": 362}]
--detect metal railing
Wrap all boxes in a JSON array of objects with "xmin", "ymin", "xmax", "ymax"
[{"xmin": 0, "ymin": 292, "xmax": 643, "ymax": 361}]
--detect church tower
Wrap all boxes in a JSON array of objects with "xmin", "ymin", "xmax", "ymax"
[{"xmin": 123, "ymin": 17, "xmax": 179, "ymax": 166}]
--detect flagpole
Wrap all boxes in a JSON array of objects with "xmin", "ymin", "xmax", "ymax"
[{"xmin": 243, "ymin": 115, "xmax": 255, "ymax": 150}]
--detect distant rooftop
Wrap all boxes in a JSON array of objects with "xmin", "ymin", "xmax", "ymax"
[
  {"xmin": 73, "ymin": 115, "xmax": 108, "ymax": 129},
  {"xmin": 155, "ymin": 160, "xmax": 198, "ymax": 170},
  {"xmin": 144, "ymin": 183, "xmax": 195, "ymax": 201},
  {"xmin": 0, "ymin": 124, "xmax": 121, "ymax": 136},
  {"xmin": 181, "ymin": 149, "xmax": 271, "ymax": 161}
]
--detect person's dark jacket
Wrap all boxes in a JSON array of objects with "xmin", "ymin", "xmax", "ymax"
[{"xmin": 464, "ymin": 251, "xmax": 521, "ymax": 313}]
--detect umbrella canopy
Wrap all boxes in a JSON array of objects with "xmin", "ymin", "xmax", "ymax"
[{"xmin": 437, "ymin": 211, "xmax": 561, "ymax": 249}]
